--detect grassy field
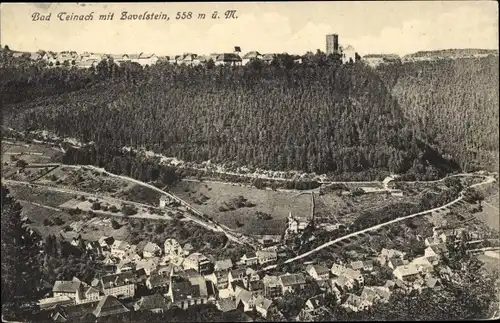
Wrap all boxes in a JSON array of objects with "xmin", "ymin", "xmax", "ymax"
[
  {"xmin": 1, "ymin": 141, "xmax": 62, "ymax": 164},
  {"xmin": 113, "ymin": 184, "xmax": 163, "ymax": 206},
  {"xmin": 7, "ymin": 184, "xmax": 74, "ymax": 208},
  {"xmin": 59, "ymin": 197, "xmax": 172, "ymax": 221},
  {"xmin": 171, "ymin": 180, "xmax": 312, "ymax": 235},
  {"xmin": 3, "ymin": 166, "xmax": 51, "ymax": 182},
  {"xmin": 20, "ymin": 201, "xmax": 130, "ymax": 242},
  {"xmin": 35, "ymin": 167, "xmax": 127, "ymax": 195},
  {"xmin": 19, "ymin": 202, "xmax": 81, "ymax": 238},
  {"xmin": 317, "ymin": 191, "xmax": 416, "ymax": 226},
  {"xmin": 466, "ymin": 183, "xmax": 499, "ymax": 232}
]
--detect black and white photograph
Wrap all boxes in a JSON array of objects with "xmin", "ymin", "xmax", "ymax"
[{"xmin": 1, "ymin": 1, "xmax": 499, "ymax": 322}]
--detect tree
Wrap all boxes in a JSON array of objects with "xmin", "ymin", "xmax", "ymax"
[
  {"xmin": 110, "ymin": 219, "xmax": 121, "ymax": 230},
  {"xmin": 121, "ymin": 204, "xmax": 138, "ymax": 216},
  {"xmin": 206, "ymin": 59, "xmax": 215, "ymax": 69},
  {"xmin": 91, "ymin": 201, "xmax": 101, "ymax": 210},
  {"xmin": 15, "ymin": 159, "xmax": 28, "ymax": 168},
  {"xmin": 1, "ymin": 186, "xmax": 42, "ymax": 319},
  {"xmin": 463, "ymin": 187, "xmax": 485, "ymax": 205}
]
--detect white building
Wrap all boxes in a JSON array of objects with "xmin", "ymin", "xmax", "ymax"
[{"xmin": 340, "ymin": 45, "xmax": 357, "ymax": 64}]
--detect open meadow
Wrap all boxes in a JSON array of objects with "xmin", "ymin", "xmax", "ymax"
[
  {"xmin": 171, "ymin": 180, "xmax": 312, "ymax": 235},
  {"xmin": 6, "ymin": 184, "xmax": 74, "ymax": 208},
  {"xmin": 1, "ymin": 141, "xmax": 62, "ymax": 164}
]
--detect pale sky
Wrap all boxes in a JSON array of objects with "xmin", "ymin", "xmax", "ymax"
[{"xmin": 1, "ymin": 1, "xmax": 498, "ymax": 56}]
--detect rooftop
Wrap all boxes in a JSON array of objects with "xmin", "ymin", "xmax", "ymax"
[
  {"xmin": 255, "ymin": 295, "xmax": 272, "ymax": 311},
  {"xmin": 136, "ymin": 294, "xmax": 169, "ymax": 311},
  {"xmin": 279, "ymin": 273, "xmax": 306, "ymax": 287},
  {"xmin": 53, "ymin": 281, "xmax": 81, "ymax": 293},
  {"xmin": 93, "ymin": 295, "xmax": 129, "ymax": 318},
  {"xmin": 215, "ymin": 259, "xmax": 233, "ymax": 271}
]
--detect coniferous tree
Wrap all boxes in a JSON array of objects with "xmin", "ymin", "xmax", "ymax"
[{"xmin": 1, "ymin": 185, "xmax": 42, "ymax": 319}]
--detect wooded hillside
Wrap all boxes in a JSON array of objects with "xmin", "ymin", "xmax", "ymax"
[
  {"xmin": 1, "ymin": 54, "xmax": 467, "ymax": 178},
  {"xmin": 377, "ymin": 56, "xmax": 499, "ymax": 172}
]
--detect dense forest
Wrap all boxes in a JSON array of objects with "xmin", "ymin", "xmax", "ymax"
[
  {"xmin": 2, "ymin": 51, "xmax": 462, "ymax": 179},
  {"xmin": 377, "ymin": 56, "xmax": 499, "ymax": 172}
]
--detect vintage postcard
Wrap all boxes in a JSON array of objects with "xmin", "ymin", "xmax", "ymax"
[{"xmin": 1, "ymin": 1, "xmax": 499, "ymax": 322}]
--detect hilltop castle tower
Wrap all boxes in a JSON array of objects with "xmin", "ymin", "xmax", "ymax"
[{"xmin": 326, "ymin": 34, "xmax": 339, "ymax": 55}]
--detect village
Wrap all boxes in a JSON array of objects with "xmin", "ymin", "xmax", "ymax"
[
  {"xmin": 2, "ymin": 137, "xmax": 498, "ymax": 321},
  {"xmin": 35, "ymin": 208, "xmax": 499, "ymax": 321},
  {"xmin": 4, "ymin": 32, "xmax": 497, "ymax": 70},
  {"xmin": 1, "ymin": 34, "xmax": 359, "ymax": 69}
]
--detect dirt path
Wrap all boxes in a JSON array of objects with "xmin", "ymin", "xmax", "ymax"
[{"xmin": 261, "ymin": 175, "xmax": 496, "ymax": 271}]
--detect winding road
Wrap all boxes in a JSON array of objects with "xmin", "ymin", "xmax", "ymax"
[
  {"xmin": 3, "ymin": 160, "xmax": 498, "ymax": 254},
  {"xmin": 80, "ymin": 165, "xmax": 254, "ymax": 247},
  {"xmin": 260, "ymin": 174, "xmax": 496, "ymax": 271}
]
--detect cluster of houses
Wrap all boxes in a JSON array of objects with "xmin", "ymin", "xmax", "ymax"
[
  {"xmin": 38, "ymin": 234, "xmax": 284, "ymax": 321},
  {"xmin": 5, "ymin": 43, "xmax": 360, "ymax": 70},
  {"xmin": 37, "ymin": 221, "xmax": 479, "ymax": 321}
]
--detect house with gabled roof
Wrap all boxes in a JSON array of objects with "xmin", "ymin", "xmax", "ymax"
[
  {"xmin": 424, "ymin": 244, "xmax": 448, "ymax": 260},
  {"xmin": 100, "ymin": 272, "xmax": 136, "ymax": 298},
  {"xmin": 235, "ymin": 286, "xmax": 255, "ymax": 312},
  {"xmin": 425, "ymin": 236, "xmax": 443, "ymax": 247},
  {"xmin": 262, "ymin": 53, "xmax": 276, "ymax": 64},
  {"xmin": 214, "ymin": 53, "xmax": 242, "ymax": 66},
  {"xmin": 98, "ymin": 236, "xmax": 114, "ymax": 251},
  {"xmin": 279, "ymin": 273, "xmax": 306, "ymax": 293},
  {"xmin": 388, "ymin": 257, "xmax": 406, "ymax": 269},
  {"xmin": 38, "ymin": 296, "xmax": 75, "ymax": 310},
  {"xmin": 331, "ymin": 275, "xmax": 354, "ymax": 291},
  {"xmin": 248, "ymin": 279, "xmax": 265, "ymax": 297},
  {"xmin": 93, "ymin": 295, "xmax": 129, "ymax": 318},
  {"xmin": 135, "ymin": 257, "xmax": 160, "ymax": 276},
  {"xmin": 306, "ymin": 264, "xmax": 330, "ymax": 281},
  {"xmin": 360, "ymin": 286, "xmax": 380, "ymax": 306},
  {"xmin": 241, "ymin": 252, "xmax": 258, "ymax": 266},
  {"xmin": 216, "ymin": 298, "xmax": 237, "ymax": 312},
  {"xmin": 52, "ymin": 280, "xmax": 83, "ymax": 302},
  {"xmin": 134, "ymin": 293, "xmax": 170, "ymax": 313},
  {"xmin": 256, "ymin": 250, "xmax": 277, "ymax": 265},
  {"xmin": 183, "ymin": 252, "xmax": 212, "ymax": 275},
  {"xmin": 129, "ymin": 53, "xmax": 158, "ymax": 66},
  {"xmin": 143, "ymin": 242, "xmax": 162, "ymax": 258},
  {"xmin": 229, "ymin": 280, "xmax": 246, "ymax": 297},
  {"xmin": 50, "ymin": 302, "xmax": 99, "ymax": 322},
  {"xmin": 342, "ymin": 293, "xmax": 369, "ymax": 312},
  {"xmin": 215, "ymin": 259, "xmax": 233, "ymax": 272},
  {"xmin": 167, "ymin": 274, "xmax": 207, "ymax": 309},
  {"xmin": 116, "ymin": 261, "xmax": 135, "ymax": 274},
  {"xmin": 393, "ymin": 264, "xmax": 420, "ymax": 282},
  {"xmin": 214, "ymin": 259, "xmax": 233, "ymax": 289},
  {"xmin": 349, "ymin": 261, "xmax": 364, "ymax": 271},
  {"xmin": 242, "ymin": 51, "xmax": 263, "ymax": 65},
  {"xmin": 82, "ymin": 286, "xmax": 101, "ymax": 304},
  {"xmin": 146, "ymin": 274, "xmax": 170, "ymax": 293},
  {"xmin": 193, "ymin": 55, "xmax": 207, "ymax": 65},
  {"xmin": 229, "ymin": 267, "xmax": 247, "ymax": 283},
  {"xmin": 254, "ymin": 295, "xmax": 273, "ymax": 318},
  {"xmin": 110, "ymin": 240, "xmax": 130, "ymax": 258},
  {"xmin": 164, "ymin": 238, "xmax": 185, "ymax": 261},
  {"xmin": 331, "ymin": 263, "xmax": 364, "ymax": 285},
  {"xmin": 411, "ymin": 256, "xmax": 434, "ymax": 273},
  {"xmin": 378, "ymin": 248, "xmax": 406, "ymax": 265},
  {"xmin": 305, "ymin": 294, "xmax": 327, "ymax": 311},
  {"xmin": 262, "ymin": 275, "xmax": 282, "ymax": 298}
]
